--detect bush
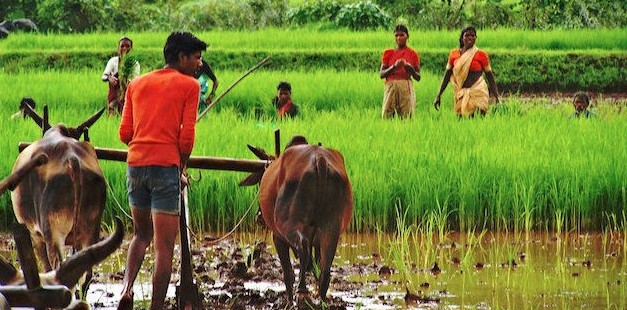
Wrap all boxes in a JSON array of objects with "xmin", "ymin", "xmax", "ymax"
[
  {"xmin": 335, "ymin": 1, "xmax": 392, "ymax": 30},
  {"xmin": 36, "ymin": 0, "xmax": 111, "ymax": 32},
  {"xmin": 287, "ymin": 0, "xmax": 343, "ymax": 25},
  {"xmin": 176, "ymin": 0, "xmax": 288, "ymax": 30}
]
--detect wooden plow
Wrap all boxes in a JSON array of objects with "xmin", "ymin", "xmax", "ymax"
[
  {"xmin": 0, "ymin": 155, "xmax": 72, "ymax": 310},
  {"xmin": 14, "ymin": 129, "xmax": 280, "ymax": 309}
]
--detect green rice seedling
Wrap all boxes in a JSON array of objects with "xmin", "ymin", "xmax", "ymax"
[
  {"xmin": 430, "ymin": 198, "xmax": 454, "ymax": 244},
  {"xmin": 386, "ymin": 203, "xmax": 417, "ymax": 292}
]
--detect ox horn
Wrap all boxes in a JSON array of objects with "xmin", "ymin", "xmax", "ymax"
[
  {"xmin": 74, "ymin": 107, "xmax": 105, "ymax": 140},
  {"xmin": 21, "ymin": 100, "xmax": 51, "ymax": 134},
  {"xmin": 42, "ymin": 106, "xmax": 51, "ymax": 136},
  {"xmin": 0, "ymin": 255, "xmax": 18, "ymax": 285},
  {"xmin": 54, "ymin": 217, "xmax": 124, "ymax": 288}
]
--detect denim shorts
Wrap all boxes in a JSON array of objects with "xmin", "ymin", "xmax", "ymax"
[{"xmin": 127, "ymin": 165, "xmax": 180, "ymax": 215}]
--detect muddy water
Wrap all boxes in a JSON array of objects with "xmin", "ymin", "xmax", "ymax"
[{"xmin": 1, "ymin": 231, "xmax": 625, "ymax": 309}]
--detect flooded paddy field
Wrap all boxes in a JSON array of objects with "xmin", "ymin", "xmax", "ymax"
[{"xmin": 3, "ymin": 230, "xmax": 624, "ymax": 309}]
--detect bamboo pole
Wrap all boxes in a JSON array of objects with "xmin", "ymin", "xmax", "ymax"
[
  {"xmin": 18, "ymin": 143, "xmax": 267, "ymax": 173},
  {"xmin": 196, "ymin": 56, "xmax": 271, "ymax": 122}
]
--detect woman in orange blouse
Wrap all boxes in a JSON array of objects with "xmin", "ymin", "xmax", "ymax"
[{"xmin": 434, "ymin": 27, "xmax": 500, "ymax": 117}]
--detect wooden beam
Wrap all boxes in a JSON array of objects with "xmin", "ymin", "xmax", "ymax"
[{"xmin": 18, "ymin": 143, "xmax": 268, "ymax": 173}]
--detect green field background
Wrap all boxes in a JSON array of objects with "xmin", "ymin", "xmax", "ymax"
[{"xmin": 0, "ymin": 29, "xmax": 625, "ymax": 233}]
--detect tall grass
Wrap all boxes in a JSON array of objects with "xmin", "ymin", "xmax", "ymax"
[
  {"xmin": 0, "ymin": 70, "xmax": 625, "ymax": 232},
  {"xmin": 1, "ymin": 29, "xmax": 625, "ymax": 53}
]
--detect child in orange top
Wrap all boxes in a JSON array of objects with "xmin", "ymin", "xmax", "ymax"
[
  {"xmin": 379, "ymin": 24, "xmax": 421, "ymax": 119},
  {"xmin": 272, "ymin": 81, "xmax": 299, "ymax": 118}
]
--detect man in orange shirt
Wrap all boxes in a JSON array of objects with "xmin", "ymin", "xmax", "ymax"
[
  {"xmin": 379, "ymin": 24, "xmax": 421, "ymax": 118},
  {"xmin": 117, "ymin": 31, "xmax": 206, "ymax": 310}
]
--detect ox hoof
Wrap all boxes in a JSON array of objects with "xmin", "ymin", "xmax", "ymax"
[
  {"xmin": 117, "ymin": 293, "xmax": 133, "ymax": 310},
  {"xmin": 296, "ymin": 291, "xmax": 315, "ymax": 308}
]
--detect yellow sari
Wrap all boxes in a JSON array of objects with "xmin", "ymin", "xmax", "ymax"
[{"xmin": 450, "ymin": 46, "xmax": 489, "ymax": 117}]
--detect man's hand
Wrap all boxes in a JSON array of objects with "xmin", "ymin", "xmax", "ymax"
[
  {"xmin": 181, "ymin": 171, "xmax": 189, "ymax": 188},
  {"xmin": 108, "ymin": 75, "xmax": 119, "ymax": 87}
]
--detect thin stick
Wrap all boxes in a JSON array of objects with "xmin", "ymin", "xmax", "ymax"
[{"xmin": 196, "ymin": 56, "xmax": 271, "ymax": 122}]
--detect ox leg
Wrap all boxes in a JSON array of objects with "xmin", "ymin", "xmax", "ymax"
[
  {"xmin": 289, "ymin": 231, "xmax": 311, "ymax": 295},
  {"xmin": 318, "ymin": 230, "xmax": 340, "ymax": 301},
  {"xmin": 39, "ymin": 219, "xmax": 62, "ymax": 271},
  {"xmin": 32, "ymin": 235, "xmax": 53, "ymax": 272},
  {"xmin": 273, "ymin": 233, "xmax": 295, "ymax": 302}
]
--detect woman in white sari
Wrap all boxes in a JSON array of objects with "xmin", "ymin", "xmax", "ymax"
[{"xmin": 434, "ymin": 27, "xmax": 500, "ymax": 117}]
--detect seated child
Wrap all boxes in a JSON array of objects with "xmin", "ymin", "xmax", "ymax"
[
  {"xmin": 10, "ymin": 97, "xmax": 36, "ymax": 120},
  {"xmin": 572, "ymin": 92, "xmax": 595, "ymax": 118},
  {"xmin": 272, "ymin": 81, "xmax": 298, "ymax": 118}
]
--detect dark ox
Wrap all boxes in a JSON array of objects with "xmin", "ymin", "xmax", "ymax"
[
  {"xmin": 241, "ymin": 135, "xmax": 353, "ymax": 303},
  {"xmin": 10, "ymin": 102, "xmax": 106, "ymax": 295}
]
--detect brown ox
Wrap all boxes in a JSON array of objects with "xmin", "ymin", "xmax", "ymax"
[
  {"xmin": 242, "ymin": 135, "xmax": 353, "ymax": 304},
  {"xmin": 10, "ymin": 102, "xmax": 106, "ymax": 296}
]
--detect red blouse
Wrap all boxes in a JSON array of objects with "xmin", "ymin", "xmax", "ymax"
[
  {"xmin": 447, "ymin": 49, "xmax": 490, "ymax": 72},
  {"xmin": 381, "ymin": 47, "xmax": 420, "ymax": 81}
]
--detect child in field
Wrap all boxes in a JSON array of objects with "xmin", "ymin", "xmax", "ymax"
[
  {"xmin": 571, "ymin": 92, "xmax": 595, "ymax": 118},
  {"xmin": 195, "ymin": 59, "xmax": 219, "ymax": 113},
  {"xmin": 272, "ymin": 81, "xmax": 299, "ymax": 119},
  {"xmin": 10, "ymin": 97, "xmax": 36, "ymax": 120}
]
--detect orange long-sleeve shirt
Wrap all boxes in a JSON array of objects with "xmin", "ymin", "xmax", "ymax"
[{"xmin": 119, "ymin": 68, "xmax": 200, "ymax": 167}]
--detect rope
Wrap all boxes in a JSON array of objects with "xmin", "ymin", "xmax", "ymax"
[{"xmin": 105, "ymin": 178, "xmax": 132, "ymax": 220}]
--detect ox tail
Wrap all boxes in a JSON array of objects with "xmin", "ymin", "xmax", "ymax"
[
  {"xmin": 67, "ymin": 156, "xmax": 83, "ymax": 248},
  {"xmin": 55, "ymin": 218, "xmax": 124, "ymax": 288},
  {"xmin": 313, "ymin": 154, "xmax": 329, "ymax": 205}
]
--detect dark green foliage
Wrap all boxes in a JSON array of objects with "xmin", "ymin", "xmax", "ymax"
[
  {"xmin": 335, "ymin": 1, "xmax": 392, "ymax": 30},
  {"xmin": 288, "ymin": 0, "xmax": 392, "ymax": 30},
  {"xmin": 374, "ymin": 0, "xmax": 626, "ymax": 29},
  {"xmin": 1, "ymin": 0, "xmax": 625, "ymax": 32},
  {"xmin": 287, "ymin": 0, "xmax": 343, "ymax": 25},
  {"xmin": 36, "ymin": 0, "xmax": 111, "ymax": 32},
  {"xmin": 176, "ymin": 0, "xmax": 288, "ymax": 30}
]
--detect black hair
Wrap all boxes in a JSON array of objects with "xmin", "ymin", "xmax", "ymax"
[
  {"xmin": 573, "ymin": 92, "xmax": 590, "ymax": 105},
  {"xmin": 277, "ymin": 81, "xmax": 292, "ymax": 92},
  {"xmin": 459, "ymin": 26, "xmax": 477, "ymax": 48},
  {"xmin": 394, "ymin": 24, "xmax": 409, "ymax": 36},
  {"xmin": 163, "ymin": 31, "xmax": 207, "ymax": 66},
  {"xmin": 119, "ymin": 36, "xmax": 133, "ymax": 47},
  {"xmin": 20, "ymin": 97, "xmax": 35, "ymax": 110}
]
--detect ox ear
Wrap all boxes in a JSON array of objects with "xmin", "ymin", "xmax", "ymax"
[
  {"xmin": 239, "ymin": 172, "xmax": 263, "ymax": 187},
  {"xmin": 55, "ymin": 217, "xmax": 124, "ymax": 288},
  {"xmin": 74, "ymin": 107, "xmax": 105, "ymax": 140},
  {"xmin": 247, "ymin": 144, "xmax": 274, "ymax": 161}
]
